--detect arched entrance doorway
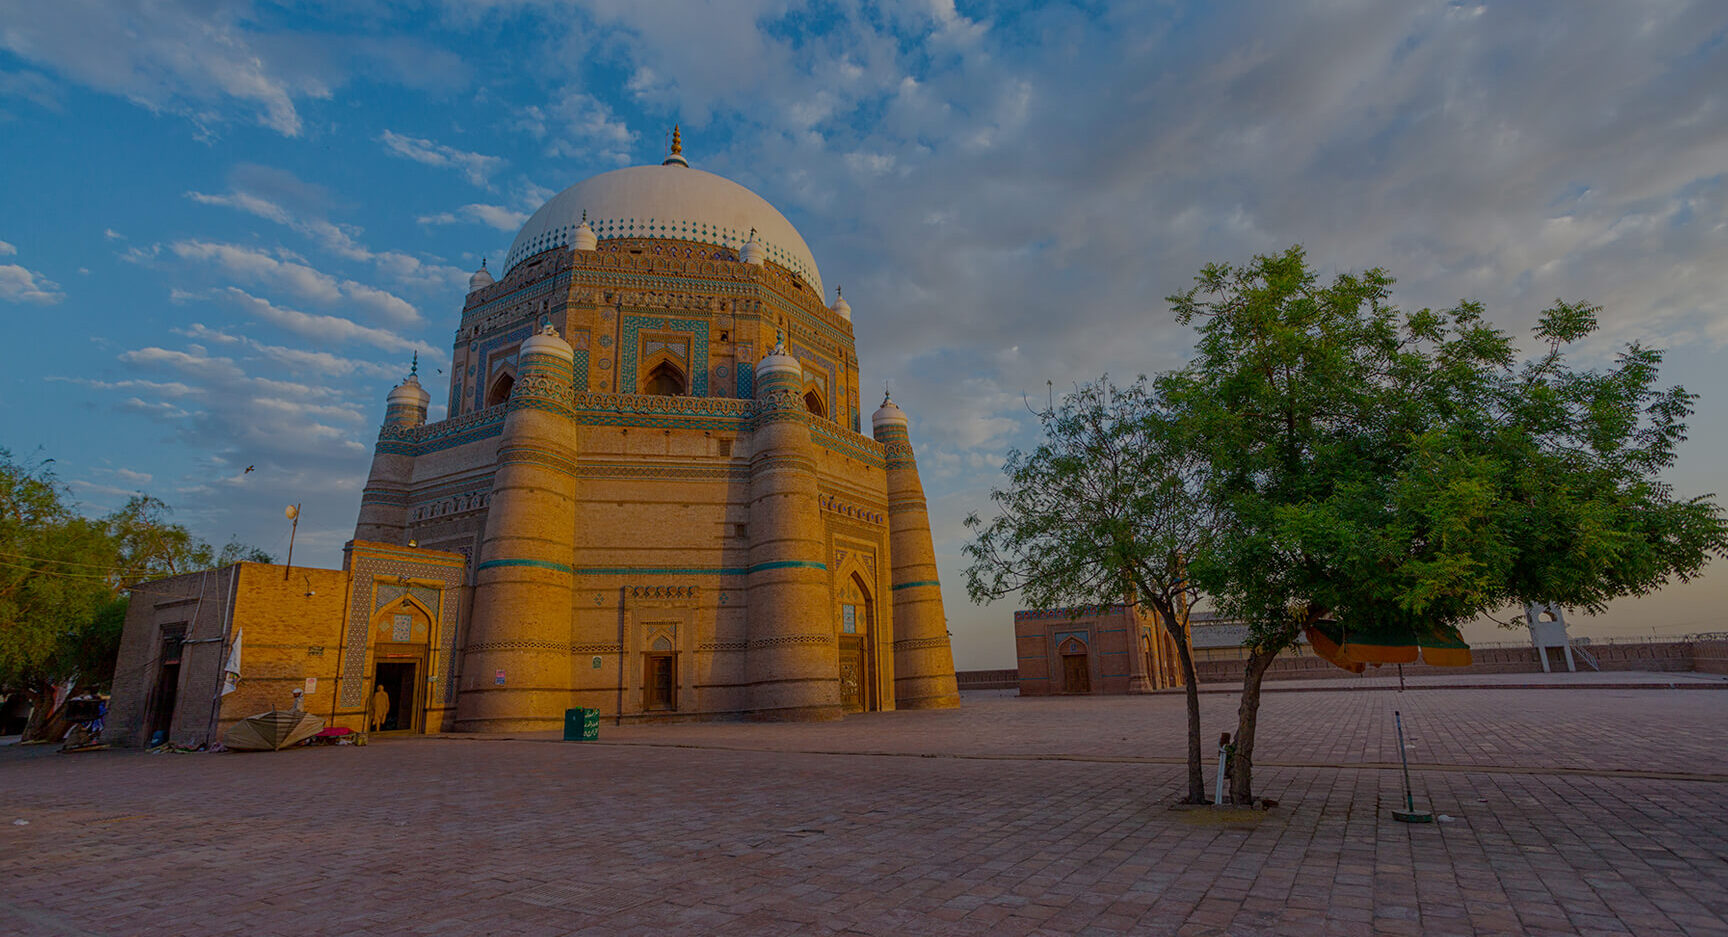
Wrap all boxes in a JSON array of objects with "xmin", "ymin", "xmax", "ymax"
[
  {"xmin": 1058, "ymin": 636, "xmax": 1091, "ymax": 694},
  {"xmin": 837, "ymin": 573, "xmax": 876, "ymax": 713},
  {"xmin": 369, "ymin": 595, "xmax": 434, "ymax": 733}
]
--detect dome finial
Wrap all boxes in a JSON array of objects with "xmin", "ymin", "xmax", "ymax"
[
  {"xmin": 410, "ymin": 351, "xmax": 419, "ymax": 377},
  {"xmin": 468, "ymin": 258, "xmax": 495, "ymax": 292},
  {"xmin": 662, "ymin": 124, "xmax": 689, "ymax": 167}
]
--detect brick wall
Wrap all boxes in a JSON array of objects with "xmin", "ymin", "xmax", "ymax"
[
  {"xmin": 217, "ymin": 565, "xmax": 352, "ymax": 736},
  {"xmin": 956, "ymin": 669, "xmax": 1017, "ymax": 690},
  {"xmin": 965, "ymin": 640, "xmax": 1725, "ymax": 690},
  {"xmin": 109, "ymin": 566, "xmax": 241, "ymax": 748},
  {"xmin": 1696, "ymin": 641, "xmax": 1728, "ymax": 675},
  {"xmin": 1192, "ymin": 641, "xmax": 1703, "ymax": 684}
]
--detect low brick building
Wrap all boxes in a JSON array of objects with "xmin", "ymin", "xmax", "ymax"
[
  {"xmin": 1014, "ymin": 605, "xmax": 1187, "ymax": 695},
  {"xmin": 107, "ymin": 542, "xmax": 466, "ymax": 748}
]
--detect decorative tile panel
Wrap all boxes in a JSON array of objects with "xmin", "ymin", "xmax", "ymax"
[{"xmin": 620, "ymin": 315, "xmax": 710, "ymax": 396}]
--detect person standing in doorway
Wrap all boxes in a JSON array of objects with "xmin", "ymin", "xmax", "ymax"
[{"xmin": 371, "ymin": 683, "xmax": 391, "ymax": 731}]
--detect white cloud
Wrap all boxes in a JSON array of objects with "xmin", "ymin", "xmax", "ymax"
[
  {"xmin": 517, "ymin": 90, "xmax": 637, "ymax": 165},
  {"xmin": 379, "ymin": 129, "xmax": 503, "ymax": 186},
  {"xmin": 171, "ymin": 321, "xmax": 404, "ymax": 380},
  {"xmin": 0, "ymin": 0, "xmax": 317, "ymax": 136},
  {"xmin": 340, "ymin": 281, "xmax": 420, "ymax": 328},
  {"xmin": 47, "ymin": 376, "xmax": 199, "ymax": 398},
  {"xmin": 170, "ymin": 240, "xmax": 342, "ymax": 303},
  {"xmin": 189, "ymin": 287, "xmax": 428, "ymax": 354},
  {"xmin": 418, "ymin": 203, "xmax": 529, "ymax": 232},
  {"xmin": 0, "ymin": 240, "xmax": 15, "ymax": 255},
  {"xmin": 167, "ymin": 240, "xmax": 422, "ymax": 326},
  {"xmin": 186, "ymin": 178, "xmax": 470, "ymax": 294},
  {"xmin": 0, "ymin": 262, "xmax": 63, "ymax": 304}
]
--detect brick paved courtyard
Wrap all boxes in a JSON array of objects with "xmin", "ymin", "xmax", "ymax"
[{"xmin": 4, "ymin": 683, "xmax": 1726, "ymax": 936}]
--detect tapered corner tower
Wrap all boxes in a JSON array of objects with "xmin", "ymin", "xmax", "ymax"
[
  {"xmin": 873, "ymin": 394, "xmax": 960, "ymax": 710},
  {"xmin": 355, "ymin": 362, "xmax": 430, "ymax": 543},
  {"xmin": 744, "ymin": 340, "xmax": 846, "ymax": 721},
  {"xmin": 455, "ymin": 326, "xmax": 580, "ymax": 732}
]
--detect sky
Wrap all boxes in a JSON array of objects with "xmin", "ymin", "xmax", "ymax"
[{"xmin": 2, "ymin": 0, "xmax": 1726, "ymax": 669}]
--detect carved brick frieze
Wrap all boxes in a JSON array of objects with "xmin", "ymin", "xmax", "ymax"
[
  {"xmin": 748, "ymin": 634, "xmax": 834, "ymax": 650},
  {"xmin": 510, "ymin": 371, "xmax": 575, "ymax": 406},
  {"xmin": 467, "ymin": 639, "xmax": 570, "ymax": 653},
  {"xmin": 626, "ymin": 585, "xmax": 700, "ymax": 601},
  {"xmin": 819, "ymin": 493, "xmax": 885, "ymax": 527}
]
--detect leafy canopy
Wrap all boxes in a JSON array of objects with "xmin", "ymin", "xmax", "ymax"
[{"xmin": 1162, "ymin": 247, "xmax": 1727, "ymax": 654}]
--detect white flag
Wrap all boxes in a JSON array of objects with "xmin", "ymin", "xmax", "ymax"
[{"xmin": 221, "ymin": 629, "xmax": 243, "ymax": 696}]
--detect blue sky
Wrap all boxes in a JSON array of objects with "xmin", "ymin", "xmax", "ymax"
[{"xmin": 3, "ymin": 1, "xmax": 1726, "ymax": 667}]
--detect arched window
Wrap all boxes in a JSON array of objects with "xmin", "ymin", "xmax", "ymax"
[
  {"xmin": 486, "ymin": 372, "xmax": 515, "ymax": 407},
  {"xmin": 644, "ymin": 361, "xmax": 686, "ymax": 396},
  {"xmin": 803, "ymin": 390, "xmax": 825, "ymax": 417}
]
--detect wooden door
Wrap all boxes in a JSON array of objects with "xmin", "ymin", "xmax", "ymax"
[
  {"xmin": 838, "ymin": 636, "xmax": 865, "ymax": 713},
  {"xmin": 646, "ymin": 655, "xmax": 675, "ymax": 710},
  {"xmin": 1061, "ymin": 653, "xmax": 1091, "ymax": 694}
]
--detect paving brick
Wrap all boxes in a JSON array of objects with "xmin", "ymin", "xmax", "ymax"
[{"xmin": 4, "ymin": 686, "xmax": 1726, "ymax": 935}]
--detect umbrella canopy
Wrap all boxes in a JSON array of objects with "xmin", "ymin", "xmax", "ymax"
[
  {"xmin": 222, "ymin": 710, "xmax": 325, "ymax": 751},
  {"xmin": 1306, "ymin": 617, "xmax": 1473, "ymax": 673}
]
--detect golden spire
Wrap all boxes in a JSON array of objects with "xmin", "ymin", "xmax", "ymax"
[{"xmin": 663, "ymin": 124, "xmax": 689, "ymax": 167}]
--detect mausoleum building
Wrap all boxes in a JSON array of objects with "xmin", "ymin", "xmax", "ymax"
[{"xmin": 110, "ymin": 133, "xmax": 959, "ymax": 743}]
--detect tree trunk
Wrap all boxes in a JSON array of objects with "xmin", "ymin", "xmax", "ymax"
[
  {"xmin": 1229, "ymin": 646, "xmax": 1279, "ymax": 804},
  {"xmin": 1156, "ymin": 606, "xmax": 1208, "ymax": 804}
]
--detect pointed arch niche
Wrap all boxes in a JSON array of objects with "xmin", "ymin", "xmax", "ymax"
[
  {"xmin": 638, "ymin": 334, "xmax": 692, "ymax": 396},
  {"xmin": 802, "ymin": 386, "xmax": 827, "ymax": 418},
  {"xmin": 833, "ymin": 551, "xmax": 881, "ymax": 714},
  {"xmin": 485, "ymin": 371, "xmax": 515, "ymax": 407}
]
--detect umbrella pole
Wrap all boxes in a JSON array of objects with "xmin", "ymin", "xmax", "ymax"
[{"xmin": 1392, "ymin": 709, "xmax": 1433, "ymax": 823}]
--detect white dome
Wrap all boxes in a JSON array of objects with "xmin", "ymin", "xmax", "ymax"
[
  {"xmin": 468, "ymin": 262, "xmax": 494, "ymax": 292},
  {"xmin": 872, "ymin": 393, "xmax": 908, "ymax": 428},
  {"xmin": 502, "ymin": 164, "xmax": 823, "ymax": 294},
  {"xmin": 757, "ymin": 335, "xmax": 800, "ymax": 379},
  {"xmin": 520, "ymin": 323, "xmax": 574, "ymax": 361}
]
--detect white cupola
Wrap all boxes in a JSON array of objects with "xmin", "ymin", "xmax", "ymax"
[
  {"xmin": 468, "ymin": 259, "xmax": 495, "ymax": 292},
  {"xmin": 572, "ymin": 210, "xmax": 597, "ymax": 251}
]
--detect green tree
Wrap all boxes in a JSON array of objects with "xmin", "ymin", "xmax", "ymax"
[
  {"xmin": 217, "ymin": 539, "xmax": 275, "ymax": 565},
  {"xmin": 0, "ymin": 451, "xmax": 117, "ymax": 739},
  {"xmin": 964, "ymin": 377, "xmax": 1216, "ymax": 803},
  {"xmin": 106, "ymin": 495, "xmax": 214, "ymax": 585},
  {"xmin": 0, "ymin": 453, "xmax": 242, "ymax": 741},
  {"xmin": 1164, "ymin": 247, "xmax": 1727, "ymax": 804}
]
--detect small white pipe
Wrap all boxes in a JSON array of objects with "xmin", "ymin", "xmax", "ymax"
[{"xmin": 1215, "ymin": 747, "xmax": 1227, "ymax": 804}]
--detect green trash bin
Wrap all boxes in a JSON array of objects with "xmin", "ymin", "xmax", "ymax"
[{"xmin": 563, "ymin": 707, "xmax": 599, "ymax": 741}]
